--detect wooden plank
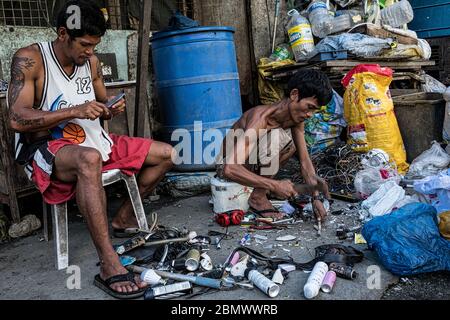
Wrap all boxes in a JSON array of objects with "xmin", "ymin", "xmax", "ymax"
[
  {"xmin": 0, "ymin": 97, "xmax": 20, "ymax": 223},
  {"xmin": 134, "ymin": 0, "xmax": 153, "ymax": 138},
  {"xmin": 349, "ymin": 24, "xmax": 418, "ymax": 45},
  {"xmin": 195, "ymin": 0, "xmax": 254, "ymax": 97},
  {"xmin": 324, "ymin": 60, "xmax": 436, "ymax": 68}
]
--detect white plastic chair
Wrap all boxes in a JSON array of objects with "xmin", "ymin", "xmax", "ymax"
[{"xmin": 43, "ymin": 169, "xmax": 149, "ymax": 270}]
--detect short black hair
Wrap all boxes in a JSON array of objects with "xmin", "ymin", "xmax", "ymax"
[
  {"xmin": 287, "ymin": 69, "xmax": 333, "ymax": 106},
  {"xmin": 56, "ymin": 0, "xmax": 107, "ymax": 39}
]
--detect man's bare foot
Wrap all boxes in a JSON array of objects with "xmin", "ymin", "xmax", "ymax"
[
  {"xmin": 111, "ymin": 214, "xmax": 139, "ymax": 231},
  {"xmin": 100, "ymin": 254, "xmax": 148, "ymax": 294},
  {"xmin": 248, "ymin": 192, "xmax": 285, "ymax": 220}
]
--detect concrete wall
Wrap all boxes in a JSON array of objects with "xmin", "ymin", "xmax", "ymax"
[
  {"xmin": 0, "ymin": 26, "xmax": 136, "ymax": 81},
  {"xmin": 249, "ymin": 0, "xmax": 288, "ymax": 62}
]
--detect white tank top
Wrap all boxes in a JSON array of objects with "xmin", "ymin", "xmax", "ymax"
[{"xmin": 35, "ymin": 41, "xmax": 113, "ymax": 161}]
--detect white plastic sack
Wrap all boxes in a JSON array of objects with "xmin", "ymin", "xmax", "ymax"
[
  {"xmin": 361, "ymin": 180, "xmax": 415, "ymax": 218},
  {"xmin": 417, "ymin": 39, "xmax": 431, "ymax": 60},
  {"xmin": 422, "ymin": 74, "xmax": 446, "ymax": 93},
  {"xmin": 355, "ymin": 167, "xmax": 400, "ymax": 199},
  {"xmin": 408, "ymin": 141, "xmax": 450, "ymax": 178},
  {"xmin": 413, "ymin": 169, "xmax": 450, "ymax": 214}
]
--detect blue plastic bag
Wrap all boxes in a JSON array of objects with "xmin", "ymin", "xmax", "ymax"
[{"xmin": 362, "ymin": 203, "xmax": 450, "ymax": 276}]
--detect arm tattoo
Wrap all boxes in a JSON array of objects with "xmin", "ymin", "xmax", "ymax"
[
  {"xmin": 9, "ymin": 111, "xmax": 44, "ymax": 128},
  {"xmin": 8, "ymin": 56, "xmax": 35, "ymax": 107}
]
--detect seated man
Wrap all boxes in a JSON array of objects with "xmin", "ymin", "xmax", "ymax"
[
  {"xmin": 7, "ymin": 0, "xmax": 174, "ymax": 298},
  {"xmin": 217, "ymin": 69, "xmax": 332, "ymax": 221}
]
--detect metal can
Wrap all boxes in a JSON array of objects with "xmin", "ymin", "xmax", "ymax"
[
  {"xmin": 329, "ymin": 263, "xmax": 357, "ymax": 280},
  {"xmin": 321, "ymin": 271, "xmax": 337, "ymax": 293},
  {"xmin": 185, "ymin": 248, "xmax": 201, "ymax": 271}
]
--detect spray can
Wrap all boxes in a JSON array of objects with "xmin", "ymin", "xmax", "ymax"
[
  {"xmin": 303, "ymin": 261, "xmax": 328, "ymax": 299},
  {"xmin": 140, "ymin": 269, "xmax": 165, "ymax": 286},
  {"xmin": 245, "ymin": 269, "xmax": 280, "ymax": 298},
  {"xmin": 185, "ymin": 248, "xmax": 201, "ymax": 271},
  {"xmin": 285, "ymin": 9, "xmax": 315, "ymax": 61},
  {"xmin": 321, "ymin": 271, "xmax": 337, "ymax": 293},
  {"xmin": 329, "ymin": 263, "xmax": 357, "ymax": 280}
]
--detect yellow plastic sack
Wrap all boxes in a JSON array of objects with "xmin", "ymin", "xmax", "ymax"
[
  {"xmin": 342, "ymin": 64, "xmax": 409, "ymax": 173},
  {"xmin": 257, "ymin": 58, "xmax": 295, "ymax": 105},
  {"xmin": 439, "ymin": 211, "xmax": 450, "ymax": 240}
]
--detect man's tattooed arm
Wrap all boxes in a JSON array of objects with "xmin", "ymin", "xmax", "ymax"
[
  {"xmin": 9, "ymin": 111, "xmax": 44, "ymax": 128},
  {"xmin": 7, "ymin": 56, "xmax": 35, "ymax": 108}
]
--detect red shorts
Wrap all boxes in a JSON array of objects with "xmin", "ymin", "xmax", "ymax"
[{"xmin": 31, "ymin": 134, "xmax": 152, "ymax": 205}]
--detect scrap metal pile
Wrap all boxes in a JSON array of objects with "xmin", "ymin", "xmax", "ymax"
[
  {"xmin": 279, "ymin": 143, "xmax": 362, "ymax": 198},
  {"xmin": 115, "ymin": 213, "xmax": 365, "ymax": 300}
]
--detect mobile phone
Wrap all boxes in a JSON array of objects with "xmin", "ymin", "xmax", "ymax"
[{"xmin": 106, "ymin": 92, "xmax": 125, "ymax": 108}]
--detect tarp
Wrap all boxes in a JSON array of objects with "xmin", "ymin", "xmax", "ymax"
[{"xmin": 362, "ymin": 203, "xmax": 450, "ymax": 276}]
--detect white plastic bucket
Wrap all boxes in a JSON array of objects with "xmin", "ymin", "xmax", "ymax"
[{"xmin": 210, "ymin": 177, "xmax": 253, "ymax": 213}]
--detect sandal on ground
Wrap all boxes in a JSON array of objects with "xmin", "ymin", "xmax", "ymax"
[
  {"xmin": 93, "ymin": 271, "xmax": 146, "ymax": 299},
  {"xmin": 112, "ymin": 228, "xmax": 140, "ymax": 238}
]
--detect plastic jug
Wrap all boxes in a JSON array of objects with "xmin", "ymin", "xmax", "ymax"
[
  {"xmin": 285, "ymin": 9, "xmax": 315, "ymax": 61},
  {"xmin": 307, "ymin": 0, "xmax": 333, "ymax": 38},
  {"xmin": 380, "ymin": 0, "xmax": 414, "ymax": 28}
]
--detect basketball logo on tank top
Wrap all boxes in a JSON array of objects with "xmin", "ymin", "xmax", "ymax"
[{"xmin": 62, "ymin": 123, "xmax": 86, "ymax": 144}]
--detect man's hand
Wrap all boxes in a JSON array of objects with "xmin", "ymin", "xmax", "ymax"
[
  {"xmin": 108, "ymin": 96, "xmax": 126, "ymax": 118},
  {"xmin": 313, "ymin": 200, "xmax": 327, "ymax": 222},
  {"xmin": 73, "ymin": 101, "xmax": 107, "ymax": 120},
  {"xmin": 307, "ymin": 175, "xmax": 330, "ymax": 199},
  {"xmin": 272, "ymin": 180, "xmax": 298, "ymax": 199}
]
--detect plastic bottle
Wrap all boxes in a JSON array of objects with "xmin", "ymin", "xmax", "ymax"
[
  {"xmin": 303, "ymin": 261, "xmax": 328, "ymax": 299},
  {"xmin": 285, "ymin": 9, "xmax": 315, "ymax": 61},
  {"xmin": 307, "ymin": 0, "xmax": 333, "ymax": 38},
  {"xmin": 380, "ymin": 0, "xmax": 414, "ymax": 28},
  {"xmin": 269, "ymin": 43, "xmax": 294, "ymax": 61},
  {"xmin": 329, "ymin": 13, "xmax": 352, "ymax": 34},
  {"xmin": 245, "ymin": 269, "xmax": 280, "ymax": 298}
]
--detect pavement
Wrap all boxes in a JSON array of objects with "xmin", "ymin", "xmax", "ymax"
[{"xmin": 0, "ymin": 193, "xmax": 400, "ymax": 300}]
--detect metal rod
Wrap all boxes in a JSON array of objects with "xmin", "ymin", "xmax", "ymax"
[{"xmin": 271, "ymin": 0, "xmax": 281, "ymax": 53}]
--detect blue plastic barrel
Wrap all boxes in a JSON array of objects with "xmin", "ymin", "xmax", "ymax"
[{"xmin": 150, "ymin": 27, "xmax": 243, "ymax": 171}]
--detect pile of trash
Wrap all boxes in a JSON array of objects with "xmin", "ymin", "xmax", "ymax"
[
  {"xmin": 276, "ymin": 0, "xmax": 430, "ymax": 63},
  {"xmin": 115, "ymin": 210, "xmax": 365, "ymax": 300}
]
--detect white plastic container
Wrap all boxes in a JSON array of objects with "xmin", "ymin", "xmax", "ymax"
[
  {"xmin": 286, "ymin": 9, "xmax": 315, "ymax": 61},
  {"xmin": 380, "ymin": 0, "xmax": 414, "ymax": 28},
  {"xmin": 303, "ymin": 261, "xmax": 328, "ymax": 299},
  {"xmin": 307, "ymin": 0, "xmax": 333, "ymax": 38},
  {"xmin": 211, "ymin": 177, "xmax": 253, "ymax": 213}
]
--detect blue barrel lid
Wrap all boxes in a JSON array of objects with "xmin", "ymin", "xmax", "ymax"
[{"xmin": 150, "ymin": 26, "xmax": 235, "ymax": 42}]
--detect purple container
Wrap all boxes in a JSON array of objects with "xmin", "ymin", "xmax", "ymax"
[{"xmin": 321, "ymin": 271, "xmax": 337, "ymax": 293}]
